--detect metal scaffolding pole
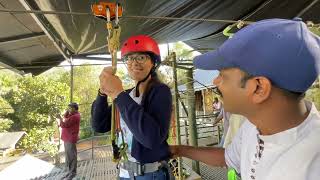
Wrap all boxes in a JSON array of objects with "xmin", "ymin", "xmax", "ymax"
[
  {"xmin": 69, "ymin": 58, "xmax": 74, "ymax": 103},
  {"xmin": 178, "ymin": 94, "xmax": 189, "ymax": 145},
  {"xmin": 171, "ymin": 52, "xmax": 183, "ymax": 180},
  {"xmin": 186, "ymin": 69, "xmax": 200, "ymax": 173}
]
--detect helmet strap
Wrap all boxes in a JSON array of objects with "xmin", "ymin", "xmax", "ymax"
[{"xmin": 135, "ymin": 66, "xmax": 156, "ymax": 97}]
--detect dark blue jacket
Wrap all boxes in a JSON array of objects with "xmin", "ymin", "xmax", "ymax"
[{"xmin": 91, "ymin": 83, "xmax": 172, "ymax": 163}]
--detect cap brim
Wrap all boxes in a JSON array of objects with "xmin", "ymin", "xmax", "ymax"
[{"xmin": 194, "ymin": 50, "xmax": 232, "ymax": 70}]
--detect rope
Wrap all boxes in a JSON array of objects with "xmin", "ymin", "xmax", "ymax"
[
  {"xmin": 97, "ymin": 3, "xmax": 128, "ymax": 163},
  {"xmin": 0, "ymin": 8, "xmax": 253, "ymax": 24},
  {"xmin": 123, "ymin": 15, "xmax": 252, "ymax": 24}
]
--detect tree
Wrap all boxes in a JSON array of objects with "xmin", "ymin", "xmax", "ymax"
[
  {"xmin": 0, "ymin": 98, "xmax": 13, "ymax": 132},
  {"xmin": 43, "ymin": 63, "xmax": 134, "ymax": 140},
  {"xmin": 45, "ymin": 65, "xmax": 101, "ymax": 139},
  {"xmin": 0, "ymin": 70, "xmax": 19, "ymax": 132},
  {"xmin": 2, "ymin": 75, "xmax": 69, "ymax": 154}
]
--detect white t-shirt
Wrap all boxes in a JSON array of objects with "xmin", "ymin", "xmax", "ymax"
[
  {"xmin": 223, "ymin": 114, "xmax": 245, "ymax": 148},
  {"xmin": 119, "ymin": 88, "xmax": 142, "ymax": 178},
  {"xmin": 225, "ymin": 101, "xmax": 320, "ymax": 180}
]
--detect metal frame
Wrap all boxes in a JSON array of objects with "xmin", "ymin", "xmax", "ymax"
[
  {"xmin": 19, "ymin": 0, "xmax": 70, "ymax": 60},
  {"xmin": 0, "ymin": 32, "xmax": 46, "ymax": 45}
]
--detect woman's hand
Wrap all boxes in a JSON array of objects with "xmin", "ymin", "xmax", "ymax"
[{"xmin": 99, "ymin": 67, "xmax": 124, "ymax": 99}]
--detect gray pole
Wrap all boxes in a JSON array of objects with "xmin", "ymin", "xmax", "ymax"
[
  {"xmin": 186, "ymin": 69, "xmax": 200, "ymax": 173},
  {"xmin": 69, "ymin": 58, "xmax": 74, "ymax": 103},
  {"xmin": 171, "ymin": 52, "xmax": 183, "ymax": 180}
]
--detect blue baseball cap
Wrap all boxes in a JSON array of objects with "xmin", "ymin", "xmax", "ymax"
[{"xmin": 194, "ymin": 18, "xmax": 320, "ymax": 93}]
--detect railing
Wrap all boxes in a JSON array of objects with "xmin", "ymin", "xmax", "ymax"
[{"xmin": 74, "ymin": 114, "xmax": 223, "ymax": 161}]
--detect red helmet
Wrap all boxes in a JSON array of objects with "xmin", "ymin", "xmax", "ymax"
[{"xmin": 121, "ymin": 35, "xmax": 161, "ymax": 64}]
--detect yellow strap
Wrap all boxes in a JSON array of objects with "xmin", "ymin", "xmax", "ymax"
[
  {"xmin": 108, "ymin": 26, "xmax": 121, "ymax": 74},
  {"xmin": 108, "ymin": 26, "xmax": 121, "ymax": 54},
  {"xmin": 104, "ymin": 3, "xmax": 126, "ymax": 163}
]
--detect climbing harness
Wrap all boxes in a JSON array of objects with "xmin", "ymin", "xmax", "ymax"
[{"xmin": 92, "ymin": 2, "xmax": 128, "ymax": 163}]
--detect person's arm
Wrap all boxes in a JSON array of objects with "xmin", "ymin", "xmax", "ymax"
[
  {"xmin": 115, "ymin": 84, "xmax": 172, "ymax": 149},
  {"xmin": 213, "ymin": 116, "xmax": 223, "ymax": 126},
  {"xmin": 59, "ymin": 114, "xmax": 79, "ymax": 128},
  {"xmin": 213, "ymin": 108, "xmax": 224, "ymax": 125},
  {"xmin": 170, "ymin": 145, "xmax": 226, "ymax": 167},
  {"xmin": 91, "ymin": 92, "xmax": 112, "ymax": 133},
  {"xmin": 217, "ymin": 102, "xmax": 222, "ymax": 110},
  {"xmin": 213, "ymin": 102, "xmax": 218, "ymax": 111}
]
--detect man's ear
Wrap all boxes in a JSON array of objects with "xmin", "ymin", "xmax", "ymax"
[{"xmin": 247, "ymin": 77, "xmax": 272, "ymax": 104}]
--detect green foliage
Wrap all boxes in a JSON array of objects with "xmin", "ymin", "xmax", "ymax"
[
  {"xmin": 0, "ymin": 97, "xmax": 13, "ymax": 132},
  {"xmin": 47, "ymin": 65, "xmax": 101, "ymax": 139},
  {"xmin": 0, "ymin": 118, "xmax": 13, "ymax": 132},
  {"xmin": 172, "ymin": 42, "xmax": 199, "ymax": 85},
  {"xmin": 0, "ymin": 57, "xmax": 181, "ymax": 154},
  {"xmin": 19, "ymin": 127, "xmax": 58, "ymax": 157},
  {"xmin": 70, "ymin": 65, "xmax": 98, "ymax": 136},
  {"xmin": 79, "ymin": 126, "xmax": 92, "ymax": 140},
  {"xmin": 159, "ymin": 42, "xmax": 198, "ymax": 87},
  {"xmin": 0, "ymin": 70, "xmax": 19, "ymax": 132},
  {"xmin": 305, "ymin": 88, "xmax": 320, "ymax": 109},
  {"xmin": 172, "ymin": 42, "xmax": 195, "ymax": 60},
  {"xmin": 49, "ymin": 65, "xmax": 133, "ymax": 140},
  {"xmin": 3, "ymin": 75, "xmax": 69, "ymax": 130},
  {"xmin": 0, "ymin": 74, "xmax": 68, "ymax": 155}
]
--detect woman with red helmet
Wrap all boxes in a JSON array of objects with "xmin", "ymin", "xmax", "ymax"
[{"xmin": 92, "ymin": 35, "xmax": 174, "ymax": 179}]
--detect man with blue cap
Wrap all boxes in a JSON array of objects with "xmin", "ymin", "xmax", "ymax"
[{"xmin": 170, "ymin": 18, "xmax": 320, "ymax": 180}]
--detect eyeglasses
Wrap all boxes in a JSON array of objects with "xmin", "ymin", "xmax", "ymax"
[{"xmin": 123, "ymin": 54, "xmax": 151, "ymax": 65}]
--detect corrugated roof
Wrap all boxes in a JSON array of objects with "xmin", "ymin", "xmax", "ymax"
[
  {"xmin": 0, "ymin": 154, "xmax": 61, "ymax": 179},
  {"xmin": 0, "ymin": 131, "xmax": 26, "ymax": 150}
]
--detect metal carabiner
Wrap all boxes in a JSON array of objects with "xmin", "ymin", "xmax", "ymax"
[
  {"xmin": 106, "ymin": 7, "xmax": 111, "ymax": 22},
  {"xmin": 106, "ymin": 7, "xmax": 112, "ymax": 35},
  {"xmin": 115, "ymin": 3, "xmax": 120, "ymax": 26}
]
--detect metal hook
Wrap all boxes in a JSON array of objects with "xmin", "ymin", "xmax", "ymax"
[
  {"xmin": 223, "ymin": 20, "xmax": 245, "ymax": 38},
  {"xmin": 106, "ymin": 7, "xmax": 111, "ymax": 22},
  {"xmin": 115, "ymin": 3, "xmax": 119, "ymax": 26}
]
